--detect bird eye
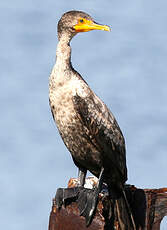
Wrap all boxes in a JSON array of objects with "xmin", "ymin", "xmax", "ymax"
[{"xmin": 80, "ymin": 19, "xmax": 84, "ymax": 23}]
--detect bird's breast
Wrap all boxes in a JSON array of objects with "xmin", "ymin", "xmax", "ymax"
[
  {"xmin": 49, "ymin": 75, "xmax": 102, "ymax": 171},
  {"xmin": 49, "ymin": 75, "xmax": 86, "ymax": 144},
  {"xmin": 49, "ymin": 80, "xmax": 78, "ymax": 127},
  {"xmin": 49, "ymin": 69, "xmax": 90, "ymax": 127}
]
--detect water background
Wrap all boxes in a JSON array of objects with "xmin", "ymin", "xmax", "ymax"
[{"xmin": 1, "ymin": 0, "xmax": 167, "ymax": 229}]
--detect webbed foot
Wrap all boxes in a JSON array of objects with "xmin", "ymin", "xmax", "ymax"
[
  {"xmin": 55, "ymin": 187, "xmax": 83, "ymax": 209},
  {"xmin": 78, "ymin": 187, "xmax": 99, "ymax": 227}
]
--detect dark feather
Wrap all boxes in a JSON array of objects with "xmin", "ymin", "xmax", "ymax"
[{"xmin": 73, "ymin": 93, "xmax": 127, "ymax": 186}]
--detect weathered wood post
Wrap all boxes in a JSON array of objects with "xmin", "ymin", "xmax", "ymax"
[{"xmin": 48, "ymin": 177, "xmax": 167, "ymax": 230}]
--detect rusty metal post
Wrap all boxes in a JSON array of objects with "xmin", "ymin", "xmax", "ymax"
[{"xmin": 48, "ymin": 178, "xmax": 167, "ymax": 230}]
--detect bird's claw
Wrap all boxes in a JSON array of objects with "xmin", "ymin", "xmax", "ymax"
[
  {"xmin": 55, "ymin": 188, "xmax": 64, "ymax": 209},
  {"xmin": 55, "ymin": 187, "xmax": 99, "ymax": 226},
  {"xmin": 78, "ymin": 188, "xmax": 99, "ymax": 227},
  {"xmin": 55, "ymin": 187, "xmax": 82, "ymax": 209}
]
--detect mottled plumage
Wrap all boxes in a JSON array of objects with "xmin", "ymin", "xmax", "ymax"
[
  {"xmin": 49, "ymin": 10, "xmax": 127, "ymax": 190},
  {"xmin": 49, "ymin": 10, "xmax": 132, "ymax": 227}
]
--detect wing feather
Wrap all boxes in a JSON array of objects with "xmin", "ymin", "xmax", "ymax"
[{"xmin": 73, "ymin": 93, "xmax": 127, "ymax": 183}]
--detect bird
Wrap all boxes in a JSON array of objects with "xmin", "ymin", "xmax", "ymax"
[{"xmin": 49, "ymin": 10, "xmax": 135, "ymax": 228}]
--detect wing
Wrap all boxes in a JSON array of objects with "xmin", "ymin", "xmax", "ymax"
[{"xmin": 73, "ymin": 93, "xmax": 127, "ymax": 183}]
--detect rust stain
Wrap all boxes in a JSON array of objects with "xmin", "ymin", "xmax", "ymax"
[
  {"xmin": 49, "ymin": 201, "xmax": 105, "ymax": 230},
  {"xmin": 49, "ymin": 178, "xmax": 167, "ymax": 230}
]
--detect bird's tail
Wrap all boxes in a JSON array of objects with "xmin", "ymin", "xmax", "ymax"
[{"xmin": 115, "ymin": 189, "xmax": 136, "ymax": 230}]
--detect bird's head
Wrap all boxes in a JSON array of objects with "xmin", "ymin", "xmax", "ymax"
[{"xmin": 58, "ymin": 10, "xmax": 111, "ymax": 41}]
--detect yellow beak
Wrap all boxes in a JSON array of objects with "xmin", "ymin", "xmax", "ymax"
[{"xmin": 73, "ymin": 19, "xmax": 111, "ymax": 32}]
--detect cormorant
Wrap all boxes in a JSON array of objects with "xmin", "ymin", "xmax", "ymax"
[{"xmin": 49, "ymin": 10, "xmax": 135, "ymax": 228}]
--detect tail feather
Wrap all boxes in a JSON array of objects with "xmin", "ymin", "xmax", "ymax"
[
  {"xmin": 115, "ymin": 190, "xmax": 136, "ymax": 230},
  {"xmin": 122, "ymin": 190, "xmax": 136, "ymax": 230}
]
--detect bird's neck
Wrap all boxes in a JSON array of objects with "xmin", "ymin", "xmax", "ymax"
[{"xmin": 55, "ymin": 37, "xmax": 72, "ymax": 71}]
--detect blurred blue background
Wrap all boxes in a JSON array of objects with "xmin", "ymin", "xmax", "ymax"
[{"xmin": 0, "ymin": 0, "xmax": 167, "ymax": 229}]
